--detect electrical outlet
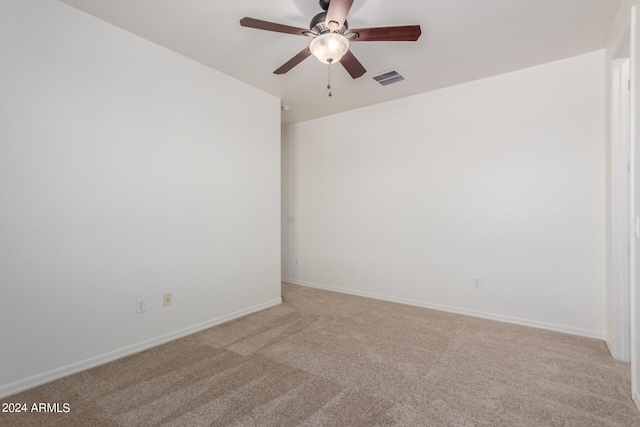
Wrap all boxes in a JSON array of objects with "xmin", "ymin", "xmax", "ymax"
[
  {"xmin": 163, "ymin": 292, "xmax": 172, "ymax": 306},
  {"xmin": 136, "ymin": 298, "xmax": 147, "ymax": 314},
  {"xmin": 473, "ymin": 278, "xmax": 482, "ymax": 289}
]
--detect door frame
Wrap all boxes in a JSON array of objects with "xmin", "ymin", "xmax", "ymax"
[{"xmin": 611, "ymin": 55, "xmax": 631, "ymax": 363}]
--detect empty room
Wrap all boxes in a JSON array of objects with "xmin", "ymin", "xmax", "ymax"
[{"xmin": 1, "ymin": 0, "xmax": 640, "ymax": 425}]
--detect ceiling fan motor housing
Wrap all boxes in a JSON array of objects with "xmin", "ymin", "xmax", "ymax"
[{"xmin": 310, "ymin": 12, "xmax": 348, "ymax": 34}]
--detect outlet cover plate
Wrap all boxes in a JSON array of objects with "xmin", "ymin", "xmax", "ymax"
[{"xmin": 136, "ymin": 298, "xmax": 147, "ymax": 314}]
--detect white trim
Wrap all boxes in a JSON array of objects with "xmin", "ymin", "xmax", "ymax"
[
  {"xmin": 0, "ymin": 298, "xmax": 282, "ymax": 399},
  {"xmin": 606, "ymin": 337, "xmax": 615, "ymax": 356},
  {"xmin": 631, "ymin": 4, "xmax": 639, "ymax": 408},
  {"xmin": 283, "ymin": 278, "xmax": 605, "ymax": 340},
  {"xmin": 611, "ymin": 56, "xmax": 632, "ymax": 362},
  {"xmin": 634, "ymin": 389, "xmax": 640, "ymax": 413}
]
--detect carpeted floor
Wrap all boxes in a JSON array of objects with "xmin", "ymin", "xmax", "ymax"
[{"xmin": 2, "ymin": 283, "xmax": 639, "ymax": 426}]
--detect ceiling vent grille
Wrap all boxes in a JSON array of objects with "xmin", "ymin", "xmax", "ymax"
[{"xmin": 372, "ymin": 70, "xmax": 405, "ymax": 86}]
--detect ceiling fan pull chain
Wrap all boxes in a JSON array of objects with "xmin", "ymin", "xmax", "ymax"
[{"xmin": 327, "ymin": 58, "xmax": 333, "ymax": 97}]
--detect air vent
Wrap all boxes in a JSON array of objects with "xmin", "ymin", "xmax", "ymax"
[{"xmin": 372, "ymin": 70, "xmax": 405, "ymax": 86}]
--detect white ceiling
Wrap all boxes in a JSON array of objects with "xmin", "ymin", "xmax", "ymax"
[{"xmin": 60, "ymin": 0, "xmax": 621, "ymax": 125}]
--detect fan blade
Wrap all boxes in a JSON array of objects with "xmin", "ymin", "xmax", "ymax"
[
  {"xmin": 240, "ymin": 17, "xmax": 311, "ymax": 36},
  {"xmin": 347, "ymin": 25, "xmax": 422, "ymax": 42},
  {"xmin": 274, "ymin": 46, "xmax": 312, "ymax": 74},
  {"xmin": 325, "ymin": 0, "xmax": 354, "ymax": 30},
  {"xmin": 340, "ymin": 50, "xmax": 366, "ymax": 79}
]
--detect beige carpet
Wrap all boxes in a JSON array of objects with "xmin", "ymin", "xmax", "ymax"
[{"xmin": 2, "ymin": 283, "xmax": 639, "ymax": 426}]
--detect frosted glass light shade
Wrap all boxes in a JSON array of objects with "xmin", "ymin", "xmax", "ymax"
[{"xmin": 310, "ymin": 33, "xmax": 349, "ymax": 64}]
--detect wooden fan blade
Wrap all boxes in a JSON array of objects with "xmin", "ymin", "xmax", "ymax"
[
  {"xmin": 347, "ymin": 25, "xmax": 422, "ymax": 42},
  {"xmin": 340, "ymin": 50, "xmax": 366, "ymax": 79},
  {"xmin": 274, "ymin": 46, "xmax": 312, "ymax": 74},
  {"xmin": 325, "ymin": 0, "xmax": 354, "ymax": 30},
  {"xmin": 240, "ymin": 17, "xmax": 310, "ymax": 36}
]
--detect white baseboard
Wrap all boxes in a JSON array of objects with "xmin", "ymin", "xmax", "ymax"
[
  {"xmin": 604, "ymin": 337, "xmax": 632, "ymax": 363},
  {"xmin": 605, "ymin": 337, "xmax": 614, "ymax": 355},
  {"xmin": 0, "ymin": 298, "xmax": 282, "ymax": 399},
  {"xmin": 282, "ymin": 278, "xmax": 605, "ymax": 340}
]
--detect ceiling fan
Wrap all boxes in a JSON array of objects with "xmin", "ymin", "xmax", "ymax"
[{"xmin": 240, "ymin": 0, "xmax": 421, "ymax": 80}]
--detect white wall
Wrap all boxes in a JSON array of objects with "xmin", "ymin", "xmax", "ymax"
[
  {"xmin": 283, "ymin": 51, "xmax": 606, "ymax": 338},
  {"xmin": 0, "ymin": 0, "xmax": 281, "ymax": 397}
]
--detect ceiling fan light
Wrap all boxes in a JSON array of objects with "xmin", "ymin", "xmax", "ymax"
[{"xmin": 310, "ymin": 32, "xmax": 349, "ymax": 64}]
